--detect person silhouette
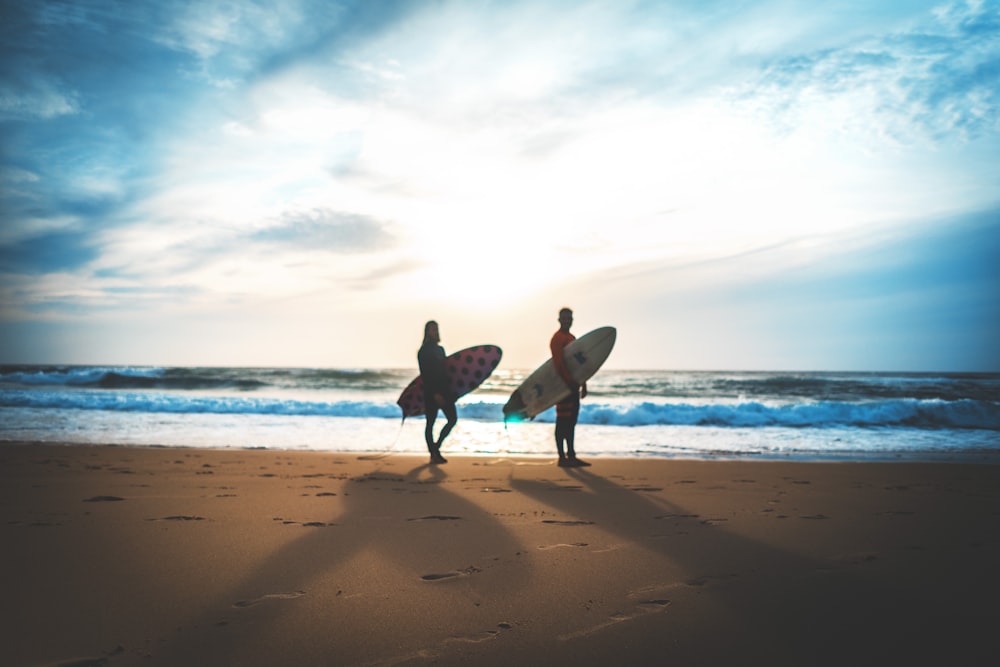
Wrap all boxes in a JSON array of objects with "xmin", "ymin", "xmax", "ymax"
[
  {"xmin": 418, "ymin": 320, "xmax": 457, "ymax": 464},
  {"xmin": 551, "ymin": 308, "xmax": 590, "ymax": 467}
]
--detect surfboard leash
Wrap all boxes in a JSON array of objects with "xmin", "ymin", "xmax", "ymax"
[{"xmin": 356, "ymin": 419, "xmax": 404, "ymax": 461}]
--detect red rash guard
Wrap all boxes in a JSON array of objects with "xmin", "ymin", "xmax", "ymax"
[{"xmin": 550, "ymin": 329, "xmax": 578, "ymax": 418}]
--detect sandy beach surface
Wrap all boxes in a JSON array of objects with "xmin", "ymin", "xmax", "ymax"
[{"xmin": 3, "ymin": 442, "xmax": 998, "ymax": 666}]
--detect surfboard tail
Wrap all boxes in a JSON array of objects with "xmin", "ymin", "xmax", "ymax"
[{"xmin": 502, "ymin": 389, "xmax": 525, "ymax": 419}]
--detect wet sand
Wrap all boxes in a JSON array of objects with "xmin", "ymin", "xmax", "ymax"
[{"xmin": 2, "ymin": 442, "xmax": 998, "ymax": 666}]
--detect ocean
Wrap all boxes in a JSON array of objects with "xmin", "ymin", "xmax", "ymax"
[{"xmin": 1, "ymin": 365, "xmax": 998, "ymax": 461}]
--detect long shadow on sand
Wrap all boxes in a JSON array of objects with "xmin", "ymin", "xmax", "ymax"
[
  {"xmin": 507, "ymin": 465, "xmax": 980, "ymax": 665},
  {"xmin": 141, "ymin": 461, "xmax": 531, "ymax": 666}
]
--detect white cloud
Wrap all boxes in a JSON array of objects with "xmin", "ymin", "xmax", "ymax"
[
  {"xmin": 0, "ymin": 167, "xmax": 40, "ymax": 184},
  {"xmin": 739, "ymin": 0, "xmax": 1000, "ymax": 143},
  {"xmin": 157, "ymin": 0, "xmax": 314, "ymax": 60},
  {"xmin": 0, "ymin": 77, "xmax": 79, "ymax": 120}
]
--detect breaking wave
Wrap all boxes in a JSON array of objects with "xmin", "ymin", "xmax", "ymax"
[{"xmin": 1, "ymin": 389, "xmax": 996, "ymax": 431}]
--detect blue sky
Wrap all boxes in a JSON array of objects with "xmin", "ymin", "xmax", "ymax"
[{"xmin": 1, "ymin": 0, "xmax": 998, "ymax": 370}]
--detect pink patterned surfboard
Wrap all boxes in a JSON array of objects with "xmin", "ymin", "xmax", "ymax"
[{"xmin": 397, "ymin": 345, "xmax": 503, "ymax": 418}]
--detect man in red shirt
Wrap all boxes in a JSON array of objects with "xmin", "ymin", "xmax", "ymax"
[{"xmin": 551, "ymin": 307, "xmax": 590, "ymax": 467}]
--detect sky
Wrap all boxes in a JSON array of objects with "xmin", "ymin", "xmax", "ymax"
[{"xmin": 1, "ymin": 0, "xmax": 998, "ymax": 371}]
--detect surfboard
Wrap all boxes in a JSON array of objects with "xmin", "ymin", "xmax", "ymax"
[
  {"xmin": 503, "ymin": 326, "xmax": 616, "ymax": 421},
  {"xmin": 397, "ymin": 345, "xmax": 503, "ymax": 419}
]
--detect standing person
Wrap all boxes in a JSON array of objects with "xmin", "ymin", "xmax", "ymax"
[
  {"xmin": 418, "ymin": 320, "xmax": 456, "ymax": 464},
  {"xmin": 551, "ymin": 307, "xmax": 590, "ymax": 467}
]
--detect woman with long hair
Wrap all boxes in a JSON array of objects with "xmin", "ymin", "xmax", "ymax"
[{"xmin": 417, "ymin": 321, "xmax": 457, "ymax": 463}]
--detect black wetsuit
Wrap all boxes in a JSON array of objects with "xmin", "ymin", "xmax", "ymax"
[{"xmin": 418, "ymin": 341, "xmax": 457, "ymax": 454}]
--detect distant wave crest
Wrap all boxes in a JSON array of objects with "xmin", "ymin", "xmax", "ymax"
[
  {"xmin": 575, "ymin": 399, "xmax": 1000, "ymax": 430},
  {"xmin": 0, "ymin": 365, "xmax": 402, "ymax": 392},
  {"xmin": 0, "ymin": 389, "xmax": 402, "ymax": 419},
  {"xmin": 1, "ymin": 389, "xmax": 996, "ymax": 430}
]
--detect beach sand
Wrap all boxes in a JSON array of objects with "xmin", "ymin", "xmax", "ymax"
[{"xmin": 2, "ymin": 442, "xmax": 998, "ymax": 666}]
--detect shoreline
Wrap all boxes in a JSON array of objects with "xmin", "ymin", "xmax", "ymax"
[
  {"xmin": 3, "ymin": 438, "xmax": 999, "ymax": 465},
  {"xmin": 3, "ymin": 442, "xmax": 999, "ymax": 666}
]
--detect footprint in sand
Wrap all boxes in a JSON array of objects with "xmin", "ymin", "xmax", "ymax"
[
  {"xmin": 542, "ymin": 519, "xmax": 595, "ymax": 526},
  {"xmin": 45, "ymin": 646, "xmax": 125, "ymax": 666},
  {"xmin": 638, "ymin": 599, "xmax": 672, "ymax": 610},
  {"xmin": 538, "ymin": 542, "xmax": 589, "ymax": 550},
  {"xmin": 10, "ymin": 520, "xmax": 63, "ymax": 527},
  {"xmin": 829, "ymin": 552, "xmax": 879, "ymax": 567},
  {"xmin": 383, "ymin": 623, "xmax": 515, "ymax": 663},
  {"xmin": 685, "ymin": 573, "xmax": 737, "ymax": 587},
  {"xmin": 233, "ymin": 591, "xmax": 306, "ymax": 608},
  {"xmin": 443, "ymin": 623, "xmax": 514, "ymax": 645},
  {"xmin": 655, "ymin": 513, "xmax": 699, "ymax": 520},
  {"xmin": 557, "ymin": 599, "xmax": 671, "ymax": 641},
  {"xmin": 445, "ymin": 631, "xmax": 500, "ymax": 645},
  {"xmin": 421, "ymin": 566, "xmax": 482, "ymax": 582},
  {"xmin": 272, "ymin": 518, "xmax": 334, "ymax": 527}
]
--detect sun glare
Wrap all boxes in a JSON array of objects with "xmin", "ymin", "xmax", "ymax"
[{"xmin": 411, "ymin": 245, "xmax": 545, "ymax": 310}]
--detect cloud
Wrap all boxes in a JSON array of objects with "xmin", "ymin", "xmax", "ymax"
[
  {"xmin": 0, "ymin": 74, "xmax": 80, "ymax": 120},
  {"xmin": 0, "ymin": 3, "xmax": 80, "ymax": 120},
  {"xmin": 148, "ymin": 0, "xmax": 422, "ymax": 92},
  {"xmin": 0, "ymin": 229, "xmax": 97, "ymax": 274},
  {"xmin": 43, "ymin": 205, "xmax": 404, "ymax": 317},
  {"xmin": 347, "ymin": 257, "xmax": 425, "ymax": 291},
  {"xmin": 0, "ymin": 268, "xmax": 202, "ymax": 322},
  {"xmin": 251, "ymin": 208, "xmax": 395, "ymax": 253},
  {"xmin": 1, "ymin": 1, "xmax": 204, "ymax": 245},
  {"xmin": 742, "ymin": 0, "xmax": 1000, "ymax": 141}
]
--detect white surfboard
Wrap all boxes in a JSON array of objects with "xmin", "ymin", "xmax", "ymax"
[{"xmin": 503, "ymin": 326, "xmax": 616, "ymax": 421}]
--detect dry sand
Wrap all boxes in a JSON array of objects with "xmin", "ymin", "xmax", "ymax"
[{"xmin": 2, "ymin": 442, "xmax": 998, "ymax": 666}]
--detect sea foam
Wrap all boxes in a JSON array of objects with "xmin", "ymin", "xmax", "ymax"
[{"xmin": 1, "ymin": 389, "xmax": 996, "ymax": 430}]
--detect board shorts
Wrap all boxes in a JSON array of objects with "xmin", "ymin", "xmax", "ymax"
[{"xmin": 556, "ymin": 389, "xmax": 580, "ymax": 420}]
